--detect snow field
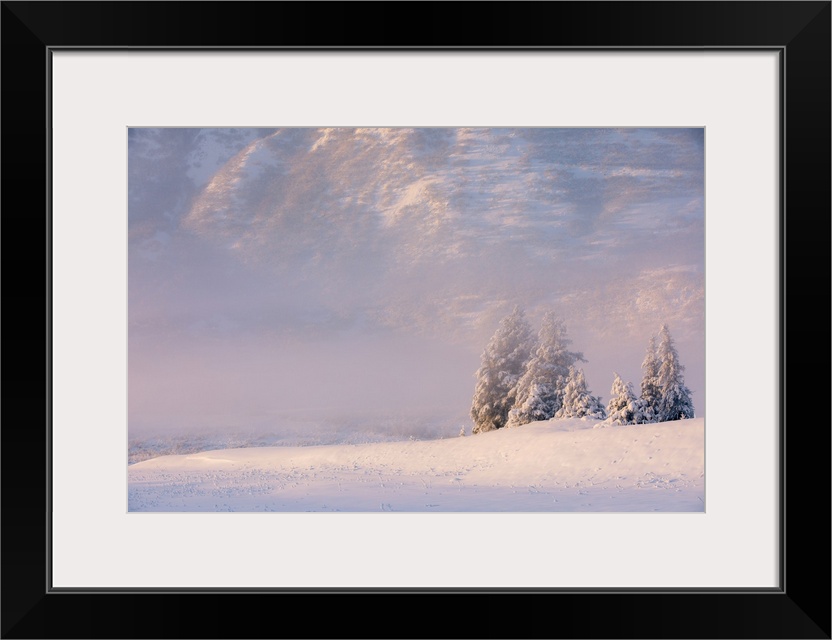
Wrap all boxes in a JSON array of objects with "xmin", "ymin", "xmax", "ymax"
[{"xmin": 128, "ymin": 417, "xmax": 704, "ymax": 512}]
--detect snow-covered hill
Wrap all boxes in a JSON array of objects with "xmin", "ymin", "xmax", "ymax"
[{"xmin": 128, "ymin": 417, "xmax": 704, "ymax": 512}]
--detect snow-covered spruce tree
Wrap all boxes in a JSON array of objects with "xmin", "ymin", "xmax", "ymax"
[
  {"xmin": 507, "ymin": 312, "xmax": 585, "ymax": 427},
  {"xmin": 637, "ymin": 334, "xmax": 661, "ymax": 423},
  {"xmin": 509, "ymin": 381, "xmax": 558, "ymax": 426},
  {"xmin": 555, "ymin": 366, "xmax": 606, "ymax": 420},
  {"xmin": 655, "ymin": 324, "xmax": 695, "ymax": 421},
  {"xmin": 605, "ymin": 372, "xmax": 640, "ymax": 425},
  {"xmin": 470, "ymin": 306, "xmax": 535, "ymax": 434}
]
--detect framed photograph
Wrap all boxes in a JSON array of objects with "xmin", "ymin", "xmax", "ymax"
[
  {"xmin": 125, "ymin": 124, "xmax": 706, "ymax": 517},
  {"xmin": 3, "ymin": 2, "xmax": 829, "ymax": 638}
]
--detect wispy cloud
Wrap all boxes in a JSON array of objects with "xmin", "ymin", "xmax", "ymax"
[{"xmin": 129, "ymin": 127, "xmax": 705, "ymax": 422}]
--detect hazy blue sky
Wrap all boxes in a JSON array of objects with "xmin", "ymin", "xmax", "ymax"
[{"xmin": 129, "ymin": 127, "xmax": 704, "ymax": 436}]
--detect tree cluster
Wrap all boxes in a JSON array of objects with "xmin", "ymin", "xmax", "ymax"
[
  {"xmin": 470, "ymin": 311, "xmax": 695, "ymax": 434},
  {"xmin": 603, "ymin": 324, "xmax": 695, "ymax": 426},
  {"xmin": 470, "ymin": 307, "xmax": 604, "ymax": 434}
]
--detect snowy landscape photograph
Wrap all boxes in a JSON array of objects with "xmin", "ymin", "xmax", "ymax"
[{"xmin": 128, "ymin": 127, "xmax": 705, "ymax": 513}]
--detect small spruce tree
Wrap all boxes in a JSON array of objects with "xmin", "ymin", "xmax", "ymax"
[
  {"xmin": 555, "ymin": 367, "xmax": 606, "ymax": 420},
  {"xmin": 605, "ymin": 373, "xmax": 640, "ymax": 425},
  {"xmin": 510, "ymin": 382, "xmax": 559, "ymax": 425}
]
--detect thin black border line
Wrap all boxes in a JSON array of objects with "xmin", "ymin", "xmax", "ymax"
[
  {"xmin": 47, "ymin": 45, "xmax": 786, "ymax": 52},
  {"xmin": 778, "ymin": 45, "xmax": 786, "ymax": 597},
  {"xmin": 47, "ymin": 586, "xmax": 784, "ymax": 595},
  {"xmin": 46, "ymin": 44, "xmax": 55, "ymax": 599},
  {"xmin": 45, "ymin": 46, "xmax": 786, "ymax": 596}
]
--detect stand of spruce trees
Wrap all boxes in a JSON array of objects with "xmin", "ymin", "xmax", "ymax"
[{"xmin": 470, "ymin": 311, "xmax": 694, "ymax": 434}]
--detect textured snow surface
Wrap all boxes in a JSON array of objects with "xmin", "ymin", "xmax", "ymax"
[{"xmin": 129, "ymin": 418, "xmax": 704, "ymax": 512}]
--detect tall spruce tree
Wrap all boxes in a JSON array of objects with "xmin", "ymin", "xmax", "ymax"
[
  {"xmin": 655, "ymin": 324, "xmax": 695, "ymax": 421},
  {"xmin": 508, "ymin": 312, "xmax": 585, "ymax": 427},
  {"xmin": 638, "ymin": 334, "xmax": 661, "ymax": 423},
  {"xmin": 470, "ymin": 306, "xmax": 535, "ymax": 434}
]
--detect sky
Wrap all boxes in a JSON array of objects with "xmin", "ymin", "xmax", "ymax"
[{"xmin": 128, "ymin": 127, "xmax": 705, "ymax": 439}]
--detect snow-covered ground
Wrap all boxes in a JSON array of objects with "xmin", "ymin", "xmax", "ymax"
[{"xmin": 128, "ymin": 417, "xmax": 704, "ymax": 512}]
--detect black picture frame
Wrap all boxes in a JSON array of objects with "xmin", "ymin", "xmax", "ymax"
[{"xmin": 2, "ymin": 2, "xmax": 829, "ymax": 638}]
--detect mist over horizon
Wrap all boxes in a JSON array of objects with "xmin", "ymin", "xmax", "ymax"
[{"xmin": 129, "ymin": 127, "xmax": 705, "ymax": 444}]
